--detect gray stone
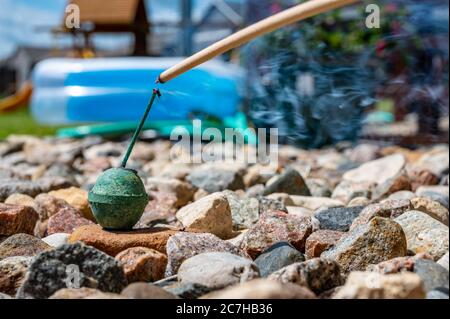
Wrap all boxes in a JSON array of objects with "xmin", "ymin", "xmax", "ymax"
[
  {"xmin": 257, "ymin": 197, "xmax": 288, "ymax": 215},
  {"xmin": 413, "ymin": 259, "xmax": 449, "ymax": 292},
  {"xmin": 0, "ymin": 234, "xmax": 51, "ymax": 261},
  {"xmin": 427, "ymin": 288, "xmax": 449, "ymax": 299},
  {"xmin": 0, "ymin": 256, "xmax": 32, "ymax": 296},
  {"xmin": 187, "ymin": 168, "xmax": 245, "ymax": 193},
  {"xmin": 417, "ymin": 191, "xmax": 449, "ymax": 209},
  {"xmin": 202, "ymin": 279, "xmax": 316, "ymax": 299},
  {"xmin": 395, "ymin": 210, "xmax": 449, "ymax": 260},
  {"xmin": 121, "ymin": 283, "xmax": 178, "ymax": 299},
  {"xmin": 322, "ymin": 217, "xmax": 407, "ymax": 273},
  {"xmin": 305, "ymin": 179, "xmax": 332, "ymax": 197},
  {"xmin": 263, "ymin": 167, "xmax": 310, "ymax": 196},
  {"xmin": 178, "ymin": 252, "xmax": 259, "ymax": 290},
  {"xmin": 0, "ymin": 292, "xmax": 12, "ymax": 299},
  {"xmin": 254, "ymin": 242, "xmax": 305, "ymax": 277},
  {"xmin": 0, "ymin": 179, "xmax": 41, "ymax": 202},
  {"xmin": 314, "ymin": 206, "xmax": 364, "ymax": 232},
  {"xmin": 268, "ymin": 258, "xmax": 343, "ymax": 294},
  {"xmin": 437, "ymin": 252, "xmax": 449, "ymax": 270},
  {"xmin": 240, "ymin": 211, "xmax": 313, "ymax": 259},
  {"xmin": 223, "ymin": 191, "xmax": 259, "ymax": 230},
  {"xmin": 331, "ymin": 180, "xmax": 373, "ymax": 205},
  {"xmin": 165, "ymin": 283, "xmax": 212, "ymax": 299},
  {"xmin": 411, "ymin": 197, "xmax": 449, "ymax": 225},
  {"xmin": 165, "ymin": 232, "xmax": 249, "ymax": 277},
  {"xmin": 16, "ymin": 243, "xmax": 127, "ymax": 299}
]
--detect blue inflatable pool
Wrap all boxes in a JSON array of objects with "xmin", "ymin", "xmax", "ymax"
[{"xmin": 31, "ymin": 58, "xmax": 244, "ymax": 125}]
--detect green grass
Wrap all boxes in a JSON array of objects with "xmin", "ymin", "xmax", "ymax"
[{"xmin": 0, "ymin": 106, "xmax": 63, "ymax": 140}]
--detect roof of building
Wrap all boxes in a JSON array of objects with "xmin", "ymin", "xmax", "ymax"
[{"xmin": 63, "ymin": 0, "xmax": 143, "ymax": 26}]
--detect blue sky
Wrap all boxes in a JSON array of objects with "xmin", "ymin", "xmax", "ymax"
[{"xmin": 0, "ymin": 0, "xmax": 216, "ymax": 59}]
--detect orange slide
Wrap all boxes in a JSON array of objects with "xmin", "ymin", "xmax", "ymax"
[{"xmin": 0, "ymin": 81, "xmax": 33, "ymax": 113}]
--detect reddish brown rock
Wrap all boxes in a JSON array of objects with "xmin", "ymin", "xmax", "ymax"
[
  {"xmin": 372, "ymin": 172, "xmax": 412, "ymax": 200},
  {"xmin": 47, "ymin": 207, "xmax": 95, "ymax": 235},
  {"xmin": 367, "ymin": 253, "xmax": 434, "ymax": 274},
  {"xmin": 0, "ymin": 203, "xmax": 38, "ymax": 236},
  {"xmin": 48, "ymin": 187, "xmax": 95, "ymax": 221},
  {"xmin": 305, "ymin": 230, "xmax": 345, "ymax": 259},
  {"xmin": 68, "ymin": 224, "xmax": 178, "ymax": 256},
  {"xmin": 409, "ymin": 169, "xmax": 439, "ymax": 192},
  {"xmin": 240, "ymin": 211, "xmax": 313, "ymax": 259},
  {"xmin": 116, "ymin": 247, "xmax": 167, "ymax": 283}
]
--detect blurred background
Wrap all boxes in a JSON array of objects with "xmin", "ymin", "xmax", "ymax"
[{"xmin": 0, "ymin": 0, "xmax": 448, "ymax": 148}]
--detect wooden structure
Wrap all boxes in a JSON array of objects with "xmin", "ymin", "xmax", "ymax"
[{"xmin": 60, "ymin": 0, "xmax": 150, "ymax": 56}]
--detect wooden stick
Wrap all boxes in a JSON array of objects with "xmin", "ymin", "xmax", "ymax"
[{"xmin": 158, "ymin": 0, "xmax": 360, "ymax": 83}]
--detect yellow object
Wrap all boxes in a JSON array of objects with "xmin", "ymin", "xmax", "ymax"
[{"xmin": 0, "ymin": 81, "xmax": 33, "ymax": 113}]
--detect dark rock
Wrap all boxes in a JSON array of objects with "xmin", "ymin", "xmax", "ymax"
[
  {"xmin": 35, "ymin": 176, "xmax": 74, "ymax": 194},
  {"xmin": 314, "ymin": 206, "xmax": 365, "ymax": 232},
  {"xmin": 187, "ymin": 168, "xmax": 244, "ymax": 193},
  {"xmin": 413, "ymin": 259, "xmax": 449, "ymax": 292},
  {"xmin": 263, "ymin": 168, "xmax": 311, "ymax": 196},
  {"xmin": 254, "ymin": 242, "xmax": 305, "ymax": 277},
  {"xmin": 268, "ymin": 258, "xmax": 343, "ymax": 294},
  {"xmin": 0, "ymin": 180, "xmax": 41, "ymax": 202},
  {"xmin": 165, "ymin": 283, "xmax": 212, "ymax": 299},
  {"xmin": 16, "ymin": 242, "xmax": 127, "ymax": 299}
]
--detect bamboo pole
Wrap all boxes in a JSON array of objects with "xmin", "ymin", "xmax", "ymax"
[{"xmin": 157, "ymin": 0, "xmax": 360, "ymax": 83}]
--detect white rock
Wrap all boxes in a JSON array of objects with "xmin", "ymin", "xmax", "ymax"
[
  {"xmin": 343, "ymin": 154, "xmax": 406, "ymax": 185},
  {"xmin": 42, "ymin": 233, "xmax": 70, "ymax": 248},
  {"xmin": 334, "ymin": 272, "xmax": 425, "ymax": 299},
  {"xmin": 290, "ymin": 196, "xmax": 343, "ymax": 211},
  {"xmin": 176, "ymin": 192, "xmax": 233, "ymax": 239}
]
